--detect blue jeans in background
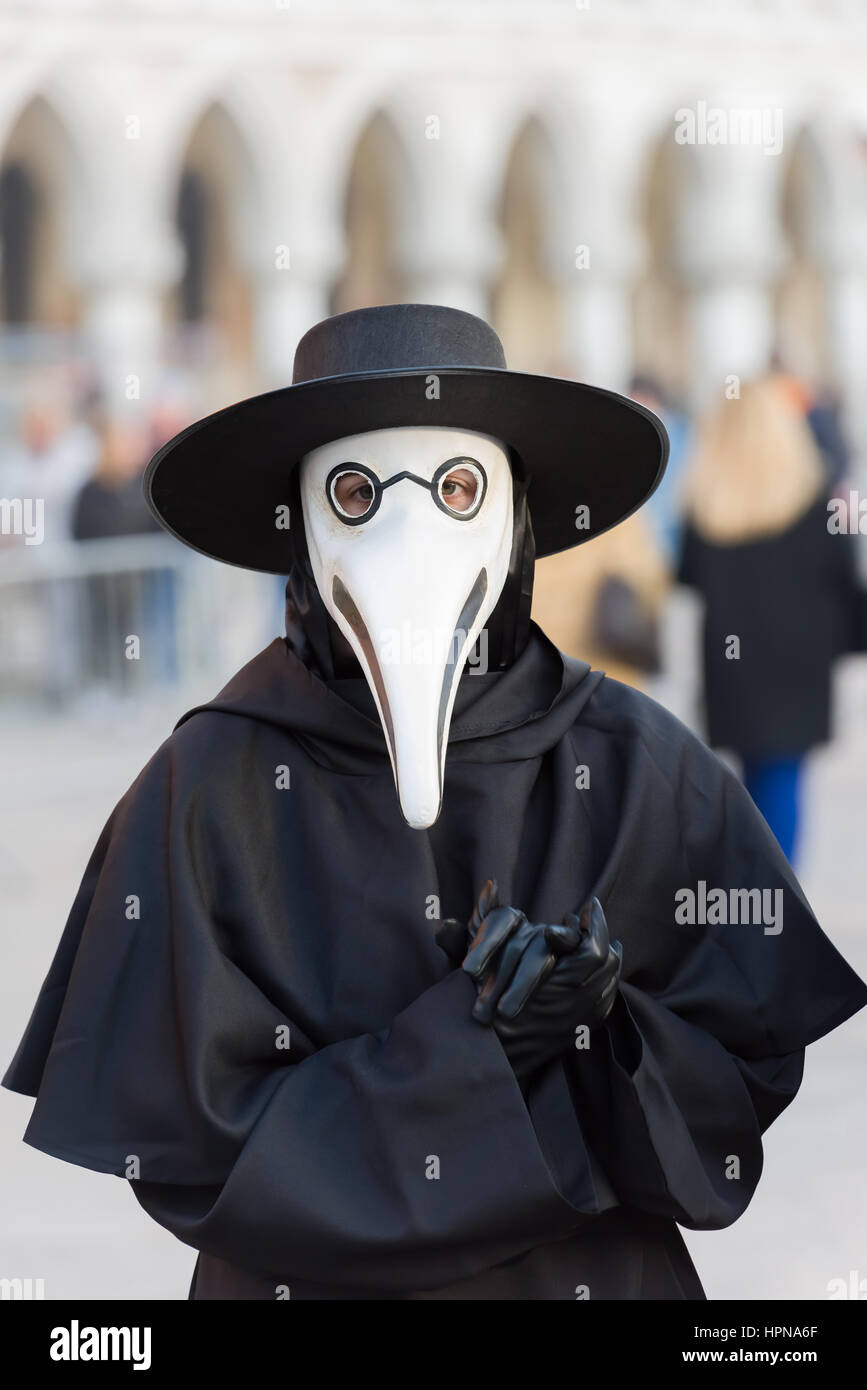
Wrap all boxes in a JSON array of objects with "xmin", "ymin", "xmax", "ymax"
[{"xmin": 742, "ymin": 755, "xmax": 804, "ymax": 866}]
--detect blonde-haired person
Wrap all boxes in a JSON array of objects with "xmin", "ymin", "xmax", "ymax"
[{"xmin": 678, "ymin": 375, "xmax": 862, "ymax": 865}]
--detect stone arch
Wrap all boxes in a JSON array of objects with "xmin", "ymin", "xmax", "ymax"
[
  {"xmin": 330, "ymin": 106, "xmax": 421, "ymax": 315},
  {"xmin": 631, "ymin": 121, "xmax": 699, "ymax": 403},
  {"xmin": 0, "ymin": 93, "xmax": 87, "ymax": 333},
  {"xmin": 774, "ymin": 124, "xmax": 835, "ymax": 385},
  {"xmin": 166, "ymin": 96, "xmax": 269, "ymax": 393},
  {"xmin": 491, "ymin": 113, "xmax": 570, "ymax": 373}
]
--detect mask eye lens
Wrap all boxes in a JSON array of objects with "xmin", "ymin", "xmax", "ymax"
[
  {"xmin": 437, "ymin": 463, "xmax": 483, "ymax": 515},
  {"xmin": 331, "ymin": 470, "xmax": 377, "ymax": 519}
]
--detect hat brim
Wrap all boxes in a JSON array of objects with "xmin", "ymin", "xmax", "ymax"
[{"xmin": 144, "ymin": 367, "xmax": 668, "ymax": 573}]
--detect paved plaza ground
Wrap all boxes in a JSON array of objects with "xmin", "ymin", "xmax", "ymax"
[{"xmin": 2, "ymin": 631, "xmax": 865, "ymax": 1301}]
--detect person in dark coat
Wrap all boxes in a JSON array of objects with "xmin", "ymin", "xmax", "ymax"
[
  {"xmin": 72, "ymin": 421, "xmax": 177, "ymax": 688},
  {"xmin": 678, "ymin": 376, "xmax": 862, "ymax": 864},
  {"xmin": 4, "ymin": 307, "xmax": 866, "ymax": 1301}
]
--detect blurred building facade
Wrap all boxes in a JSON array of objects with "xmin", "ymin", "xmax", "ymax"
[
  {"xmin": 3, "ymin": 0, "xmax": 867, "ymax": 707},
  {"xmin": 4, "ymin": 6, "xmax": 867, "ymax": 1306},
  {"xmin": 0, "ymin": 0, "xmax": 866, "ymax": 444}
]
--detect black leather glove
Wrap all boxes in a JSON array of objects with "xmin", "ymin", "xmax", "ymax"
[
  {"xmin": 435, "ymin": 878, "xmax": 501, "ymax": 968},
  {"xmin": 454, "ymin": 880, "xmax": 622, "ymax": 1084}
]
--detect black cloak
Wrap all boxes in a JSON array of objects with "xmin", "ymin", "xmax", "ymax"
[{"xmin": 4, "ymin": 625, "xmax": 865, "ymax": 1300}]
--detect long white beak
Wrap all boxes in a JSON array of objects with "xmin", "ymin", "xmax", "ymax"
[{"xmin": 329, "ymin": 533, "xmax": 489, "ymax": 829}]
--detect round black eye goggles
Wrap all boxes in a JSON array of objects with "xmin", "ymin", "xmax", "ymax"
[{"xmin": 326, "ymin": 457, "xmax": 487, "ymax": 526}]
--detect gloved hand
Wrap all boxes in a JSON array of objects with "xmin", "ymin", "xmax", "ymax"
[
  {"xmin": 440, "ymin": 879, "xmax": 622, "ymax": 1084},
  {"xmin": 435, "ymin": 878, "xmax": 506, "ymax": 967}
]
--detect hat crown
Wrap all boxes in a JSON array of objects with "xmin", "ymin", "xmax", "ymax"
[{"xmin": 292, "ymin": 303, "xmax": 507, "ymax": 384}]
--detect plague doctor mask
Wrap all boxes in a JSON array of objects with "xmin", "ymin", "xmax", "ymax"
[{"xmin": 300, "ymin": 426, "xmax": 516, "ymax": 830}]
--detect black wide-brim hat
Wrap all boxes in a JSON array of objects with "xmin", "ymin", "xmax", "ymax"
[{"xmin": 144, "ymin": 303, "xmax": 668, "ymax": 572}]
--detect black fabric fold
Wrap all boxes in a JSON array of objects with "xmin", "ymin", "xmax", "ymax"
[{"xmin": 4, "ymin": 622, "xmax": 865, "ymax": 1299}]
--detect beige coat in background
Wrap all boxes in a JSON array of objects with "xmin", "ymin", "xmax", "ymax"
[{"xmin": 531, "ymin": 513, "xmax": 670, "ymax": 688}]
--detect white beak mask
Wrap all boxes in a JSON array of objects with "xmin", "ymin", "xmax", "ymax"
[{"xmin": 300, "ymin": 426, "xmax": 515, "ymax": 829}]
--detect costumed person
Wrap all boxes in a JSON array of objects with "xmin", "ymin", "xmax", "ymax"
[{"xmin": 4, "ymin": 305, "xmax": 866, "ymax": 1301}]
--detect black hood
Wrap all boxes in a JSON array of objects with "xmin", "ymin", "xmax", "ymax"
[{"xmin": 175, "ymin": 619, "xmax": 601, "ymax": 779}]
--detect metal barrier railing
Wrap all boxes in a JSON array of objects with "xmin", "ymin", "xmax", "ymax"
[{"xmin": 0, "ymin": 534, "xmax": 285, "ymax": 702}]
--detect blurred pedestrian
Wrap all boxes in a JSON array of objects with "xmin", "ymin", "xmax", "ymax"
[
  {"xmin": 532, "ymin": 510, "xmax": 669, "ymax": 688},
  {"xmin": 629, "ymin": 374, "xmax": 691, "ymax": 568},
  {"xmin": 807, "ymin": 387, "xmax": 851, "ymax": 493},
  {"xmin": 72, "ymin": 421, "xmax": 173, "ymax": 691},
  {"xmin": 678, "ymin": 377, "xmax": 864, "ymax": 864},
  {"xmin": 0, "ymin": 398, "xmax": 99, "ymax": 698},
  {"xmin": 1, "ymin": 398, "xmax": 98, "ymax": 545},
  {"xmin": 72, "ymin": 421, "xmax": 158, "ymax": 541},
  {"xmin": 769, "ymin": 358, "xmax": 851, "ymax": 492}
]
